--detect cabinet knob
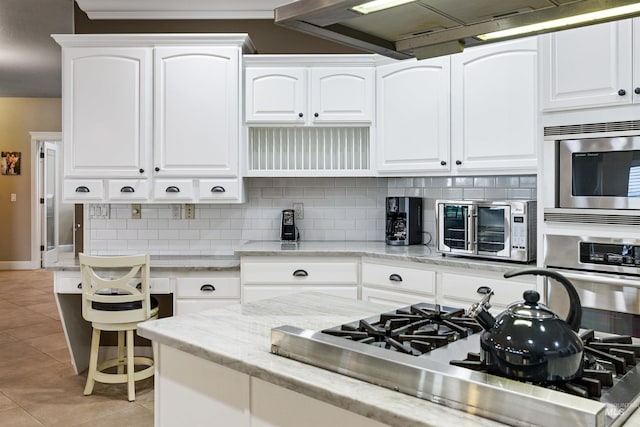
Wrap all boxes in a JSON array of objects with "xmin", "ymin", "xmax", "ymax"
[
  {"xmin": 120, "ymin": 186, "xmax": 135, "ymax": 193},
  {"xmin": 136, "ymin": 282, "xmax": 142, "ymax": 290},
  {"xmin": 314, "ymin": 112, "xmax": 319, "ymax": 118},
  {"xmin": 389, "ymin": 273, "xmax": 403, "ymax": 282},
  {"xmin": 155, "ymin": 167, "xmax": 160, "ymax": 172},
  {"xmin": 293, "ymin": 269, "xmax": 308, "ymax": 277},
  {"xmin": 139, "ymin": 168, "xmax": 144, "ymax": 174},
  {"xmin": 298, "ymin": 112, "xmax": 304, "ymax": 118},
  {"xmin": 440, "ymin": 160, "xmax": 447, "ymax": 166},
  {"xmin": 210, "ymin": 186, "xmax": 226, "ymax": 193},
  {"xmin": 165, "ymin": 186, "xmax": 180, "ymax": 193},
  {"xmin": 75, "ymin": 186, "xmax": 90, "ymax": 193},
  {"xmin": 455, "ymin": 160, "xmax": 462, "ymax": 166},
  {"xmin": 477, "ymin": 286, "xmax": 493, "ymax": 295},
  {"xmin": 635, "ymin": 87, "xmax": 640, "ymax": 95},
  {"xmin": 618, "ymin": 89, "xmax": 627, "ymax": 96},
  {"xmin": 200, "ymin": 284, "xmax": 216, "ymax": 292}
]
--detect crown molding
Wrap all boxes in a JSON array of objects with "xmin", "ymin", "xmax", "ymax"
[{"xmin": 75, "ymin": 0, "xmax": 292, "ymax": 20}]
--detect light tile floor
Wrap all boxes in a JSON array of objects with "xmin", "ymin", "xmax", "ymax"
[{"xmin": 0, "ymin": 269, "xmax": 154, "ymax": 427}]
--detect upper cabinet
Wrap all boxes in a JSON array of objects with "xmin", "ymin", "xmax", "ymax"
[
  {"xmin": 244, "ymin": 55, "xmax": 375, "ymax": 125},
  {"xmin": 54, "ymin": 34, "xmax": 254, "ymax": 203},
  {"xmin": 376, "ymin": 57, "xmax": 450, "ymax": 173},
  {"xmin": 450, "ymin": 37, "xmax": 538, "ymax": 173},
  {"xmin": 541, "ymin": 19, "xmax": 638, "ymax": 111}
]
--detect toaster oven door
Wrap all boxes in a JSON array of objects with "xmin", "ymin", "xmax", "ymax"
[{"xmin": 437, "ymin": 203, "xmax": 475, "ymax": 255}]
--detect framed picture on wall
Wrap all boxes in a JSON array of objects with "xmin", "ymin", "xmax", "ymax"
[{"xmin": 1, "ymin": 152, "xmax": 21, "ymax": 175}]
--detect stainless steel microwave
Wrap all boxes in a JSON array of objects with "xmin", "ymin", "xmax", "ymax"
[
  {"xmin": 435, "ymin": 200, "xmax": 536, "ymax": 262},
  {"xmin": 559, "ymin": 136, "xmax": 640, "ymax": 209}
]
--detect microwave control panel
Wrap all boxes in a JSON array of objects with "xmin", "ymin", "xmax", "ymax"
[{"xmin": 511, "ymin": 215, "xmax": 528, "ymax": 250}]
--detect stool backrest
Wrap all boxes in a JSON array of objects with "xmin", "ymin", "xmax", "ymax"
[{"xmin": 79, "ymin": 253, "xmax": 152, "ymax": 324}]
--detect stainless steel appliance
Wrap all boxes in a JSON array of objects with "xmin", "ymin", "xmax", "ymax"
[
  {"xmin": 274, "ymin": 0, "xmax": 640, "ymax": 60},
  {"xmin": 272, "ymin": 296, "xmax": 640, "ymax": 427},
  {"xmin": 385, "ymin": 196, "xmax": 422, "ymax": 246},
  {"xmin": 436, "ymin": 200, "xmax": 536, "ymax": 262},
  {"xmin": 559, "ymin": 136, "xmax": 640, "ymax": 210},
  {"xmin": 545, "ymin": 234, "xmax": 640, "ymax": 337},
  {"xmin": 281, "ymin": 209, "xmax": 298, "ymax": 241}
]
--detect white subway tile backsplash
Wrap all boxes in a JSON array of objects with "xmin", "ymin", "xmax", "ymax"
[{"xmin": 85, "ymin": 175, "xmax": 536, "ymax": 255}]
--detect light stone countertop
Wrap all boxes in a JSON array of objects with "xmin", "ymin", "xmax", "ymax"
[
  {"xmin": 45, "ymin": 253, "xmax": 240, "ymax": 271},
  {"xmin": 138, "ymin": 292, "xmax": 506, "ymax": 427}
]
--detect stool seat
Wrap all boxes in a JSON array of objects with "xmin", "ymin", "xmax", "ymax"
[{"xmin": 80, "ymin": 253, "xmax": 158, "ymax": 401}]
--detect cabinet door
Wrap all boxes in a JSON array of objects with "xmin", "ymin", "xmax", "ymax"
[
  {"xmin": 451, "ymin": 37, "xmax": 537, "ymax": 173},
  {"xmin": 245, "ymin": 68, "xmax": 307, "ymax": 123},
  {"xmin": 634, "ymin": 18, "xmax": 640, "ymax": 104},
  {"xmin": 541, "ymin": 20, "xmax": 633, "ymax": 110},
  {"xmin": 63, "ymin": 47, "xmax": 151, "ymax": 178},
  {"xmin": 310, "ymin": 67, "xmax": 374, "ymax": 123},
  {"xmin": 154, "ymin": 47, "xmax": 239, "ymax": 177},
  {"xmin": 376, "ymin": 57, "xmax": 450, "ymax": 173}
]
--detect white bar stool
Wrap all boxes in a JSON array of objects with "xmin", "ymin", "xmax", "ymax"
[{"xmin": 79, "ymin": 253, "xmax": 159, "ymax": 401}]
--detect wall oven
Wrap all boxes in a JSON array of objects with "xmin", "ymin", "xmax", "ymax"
[{"xmin": 435, "ymin": 200, "xmax": 536, "ymax": 262}]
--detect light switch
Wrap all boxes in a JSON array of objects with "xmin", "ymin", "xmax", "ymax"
[{"xmin": 10, "ymin": 193, "xmax": 16, "ymax": 202}]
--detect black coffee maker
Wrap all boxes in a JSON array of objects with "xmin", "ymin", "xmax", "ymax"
[
  {"xmin": 385, "ymin": 197, "xmax": 423, "ymax": 246},
  {"xmin": 281, "ymin": 209, "xmax": 298, "ymax": 241}
]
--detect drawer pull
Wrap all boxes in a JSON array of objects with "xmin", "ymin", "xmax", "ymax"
[
  {"xmin": 75, "ymin": 186, "xmax": 90, "ymax": 193},
  {"xmin": 136, "ymin": 282, "xmax": 142, "ymax": 290},
  {"xmin": 293, "ymin": 269, "xmax": 308, "ymax": 277},
  {"xmin": 120, "ymin": 186, "xmax": 135, "ymax": 193},
  {"xmin": 389, "ymin": 273, "xmax": 403, "ymax": 282},
  {"xmin": 211, "ymin": 186, "xmax": 226, "ymax": 193},
  {"xmin": 165, "ymin": 186, "xmax": 180, "ymax": 193},
  {"xmin": 77, "ymin": 283, "xmax": 82, "ymax": 289},
  {"xmin": 477, "ymin": 286, "xmax": 493, "ymax": 295},
  {"xmin": 200, "ymin": 284, "xmax": 216, "ymax": 292}
]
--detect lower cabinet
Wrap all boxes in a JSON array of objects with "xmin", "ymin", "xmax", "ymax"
[
  {"xmin": 174, "ymin": 271, "xmax": 241, "ymax": 315},
  {"xmin": 241, "ymin": 256, "xmax": 359, "ymax": 303},
  {"xmin": 360, "ymin": 259, "xmax": 436, "ymax": 305}
]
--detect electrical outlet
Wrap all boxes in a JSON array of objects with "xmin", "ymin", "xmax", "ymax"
[
  {"xmin": 131, "ymin": 204, "xmax": 141, "ymax": 219},
  {"xmin": 184, "ymin": 203, "xmax": 195, "ymax": 220},
  {"xmin": 172, "ymin": 204, "xmax": 181, "ymax": 219},
  {"xmin": 293, "ymin": 202, "xmax": 304, "ymax": 220}
]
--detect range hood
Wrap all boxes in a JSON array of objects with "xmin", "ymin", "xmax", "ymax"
[{"xmin": 275, "ymin": 0, "xmax": 640, "ymax": 59}]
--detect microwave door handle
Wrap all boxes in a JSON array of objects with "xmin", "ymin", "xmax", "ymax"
[{"xmin": 467, "ymin": 209, "xmax": 475, "ymax": 253}]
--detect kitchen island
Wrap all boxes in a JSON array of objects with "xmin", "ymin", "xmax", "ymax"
[{"xmin": 137, "ymin": 292, "xmax": 508, "ymax": 427}]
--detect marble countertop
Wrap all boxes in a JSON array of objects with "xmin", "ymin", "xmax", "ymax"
[
  {"xmin": 138, "ymin": 292, "xmax": 505, "ymax": 427},
  {"xmin": 45, "ymin": 253, "xmax": 240, "ymax": 271}
]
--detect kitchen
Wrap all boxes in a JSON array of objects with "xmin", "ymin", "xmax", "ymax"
[{"xmin": 4, "ymin": 0, "xmax": 640, "ymax": 426}]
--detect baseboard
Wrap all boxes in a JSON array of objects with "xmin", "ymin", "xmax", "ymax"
[{"xmin": 0, "ymin": 260, "xmax": 40, "ymax": 270}]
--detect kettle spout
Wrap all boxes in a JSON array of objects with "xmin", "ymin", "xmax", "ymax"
[{"xmin": 468, "ymin": 289, "xmax": 496, "ymax": 331}]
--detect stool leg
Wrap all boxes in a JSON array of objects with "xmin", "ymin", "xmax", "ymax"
[
  {"xmin": 84, "ymin": 327, "xmax": 101, "ymax": 396},
  {"xmin": 126, "ymin": 329, "xmax": 135, "ymax": 401},
  {"xmin": 117, "ymin": 331, "xmax": 125, "ymax": 374}
]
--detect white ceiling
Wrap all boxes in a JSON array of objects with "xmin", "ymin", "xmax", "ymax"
[{"xmin": 0, "ymin": 0, "xmax": 73, "ymax": 97}]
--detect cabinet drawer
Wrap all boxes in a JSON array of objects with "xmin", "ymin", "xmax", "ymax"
[
  {"xmin": 440, "ymin": 272, "xmax": 535, "ymax": 307},
  {"xmin": 242, "ymin": 258, "xmax": 358, "ymax": 285},
  {"xmin": 63, "ymin": 179, "xmax": 104, "ymax": 201},
  {"xmin": 55, "ymin": 273, "xmax": 170, "ymax": 294},
  {"xmin": 152, "ymin": 179, "xmax": 194, "ymax": 201},
  {"xmin": 176, "ymin": 276, "xmax": 240, "ymax": 299},
  {"xmin": 108, "ymin": 179, "xmax": 149, "ymax": 201},
  {"xmin": 361, "ymin": 262, "xmax": 436, "ymax": 295},
  {"xmin": 198, "ymin": 179, "xmax": 243, "ymax": 202}
]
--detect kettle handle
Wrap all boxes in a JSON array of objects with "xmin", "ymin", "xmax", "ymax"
[{"xmin": 503, "ymin": 268, "xmax": 582, "ymax": 333}]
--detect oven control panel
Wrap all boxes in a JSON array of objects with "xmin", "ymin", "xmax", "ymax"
[{"xmin": 579, "ymin": 242, "xmax": 640, "ymax": 266}]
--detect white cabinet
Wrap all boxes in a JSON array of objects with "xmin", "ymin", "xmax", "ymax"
[
  {"xmin": 241, "ymin": 256, "xmax": 359, "ymax": 303},
  {"xmin": 174, "ymin": 271, "xmax": 241, "ymax": 315},
  {"xmin": 450, "ymin": 37, "xmax": 538, "ymax": 173},
  {"xmin": 360, "ymin": 259, "xmax": 436, "ymax": 305},
  {"xmin": 541, "ymin": 19, "xmax": 636, "ymax": 110},
  {"xmin": 375, "ymin": 57, "xmax": 450, "ymax": 174},
  {"xmin": 54, "ymin": 35, "xmax": 253, "ymax": 204},
  {"xmin": 244, "ymin": 56, "xmax": 375, "ymax": 125}
]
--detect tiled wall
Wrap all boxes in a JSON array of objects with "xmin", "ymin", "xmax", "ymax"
[{"xmin": 86, "ymin": 175, "xmax": 536, "ymax": 255}]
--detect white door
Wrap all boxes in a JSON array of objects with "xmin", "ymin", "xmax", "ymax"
[
  {"xmin": 40, "ymin": 141, "xmax": 59, "ymax": 266},
  {"xmin": 245, "ymin": 68, "xmax": 307, "ymax": 123},
  {"xmin": 310, "ymin": 67, "xmax": 374, "ymax": 123}
]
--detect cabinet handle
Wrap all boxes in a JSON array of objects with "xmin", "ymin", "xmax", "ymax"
[
  {"xmin": 155, "ymin": 167, "xmax": 160, "ymax": 172},
  {"xmin": 136, "ymin": 282, "xmax": 142, "ymax": 290},
  {"xmin": 389, "ymin": 273, "xmax": 403, "ymax": 282},
  {"xmin": 314, "ymin": 112, "xmax": 319, "ymax": 118},
  {"xmin": 211, "ymin": 186, "xmax": 226, "ymax": 193},
  {"xmin": 635, "ymin": 87, "xmax": 640, "ymax": 95},
  {"xmin": 440, "ymin": 160, "xmax": 447, "ymax": 166},
  {"xmin": 200, "ymin": 284, "xmax": 216, "ymax": 292},
  {"xmin": 618, "ymin": 89, "xmax": 627, "ymax": 96},
  {"xmin": 293, "ymin": 269, "xmax": 308, "ymax": 277},
  {"xmin": 477, "ymin": 286, "xmax": 493, "ymax": 295},
  {"xmin": 165, "ymin": 186, "xmax": 180, "ymax": 193},
  {"xmin": 298, "ymin": 112, "xmax": 304, "ymax": 118},
  {"xmin": 139, "ymin": 168, "xmax": 145, "ymax": 174},
  {"xmin": 75, "ymin": 186, "xmax": 90, "ymax": 193},
  {"xmin": 455, "ymin": 160, "xmax": 462, "ymax": 166},
  {"xmin": 120, "ymin": 186, "xmax": 135, "ymax": 193},
  {"xmin": 77, "ymin": 283, "xmax": 82, "ymax": 289}
]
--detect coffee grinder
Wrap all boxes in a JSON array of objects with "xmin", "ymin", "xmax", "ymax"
[{"xmin": 385, "ymin": 197, "xmax": 423, "ymax": 245}]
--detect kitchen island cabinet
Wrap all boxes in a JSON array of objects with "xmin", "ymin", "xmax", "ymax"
[{"xmin": 139, "ymin": 292, "xmax": 505, "ymax": 427}]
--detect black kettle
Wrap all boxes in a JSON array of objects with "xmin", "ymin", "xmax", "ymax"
[{"xmin": 468, "ymin": 268, "xmax": 584, "ymax": 383}]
